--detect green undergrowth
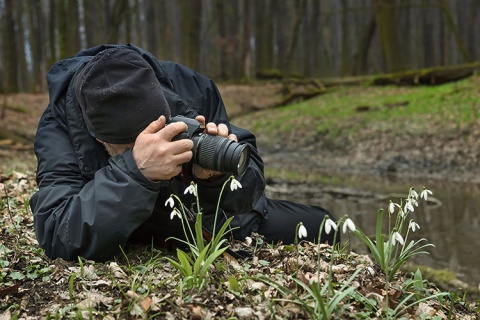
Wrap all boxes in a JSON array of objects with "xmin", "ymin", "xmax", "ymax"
[{"xmin": 235, "ymin": 74, "xmax": 480, "ymax": 149}]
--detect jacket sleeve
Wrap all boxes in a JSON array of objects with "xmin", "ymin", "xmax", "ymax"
[
  {"xmin": 30, "ymin": 106, "xmax": 163, "ymax": 261},
  {"xmin": 162, "ymin": 62, "xmax": 266, "ymax": 215}
]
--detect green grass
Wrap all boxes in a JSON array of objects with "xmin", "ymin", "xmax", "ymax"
[{"xmin": 237, "ymin": 75, "xmax": 480, "ymax": 148}]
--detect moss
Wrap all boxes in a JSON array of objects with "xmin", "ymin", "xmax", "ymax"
[{"xmin": 403, "ymin": 264, "xmax": 480, "ymax": 299}]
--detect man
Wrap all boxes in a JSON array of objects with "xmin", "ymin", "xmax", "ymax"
[{"xmin": 30, "ymin": 44, "xmax": 336, "ymax": 261}]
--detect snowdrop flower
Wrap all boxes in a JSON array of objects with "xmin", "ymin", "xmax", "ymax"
[
  {"xmin": 298, "ymin": 223, "xmax": 308, "ymax": 239},
  {"xmin": 392, "ymin": 231, "xmax": 404, "ymax": 246},
  {"xmin": 165, "ymin": 196, "xmax": 174, "ymax": 208},
  {"xmin": 420, "ymin": 187, "xmax": 433, "ymax": 201},
  {"xmin": 184, "ymin": 183, "xmax": 197, "ymax": 196},
  {"xmin": 170, "ymin": 209, "xmax": 182, "ymax": 220},
  {"xmin": 409, "ymin": 220, "xmax": 420, "ymax": 232},
  {"xmin": 389, "ymin": 201, "xmax": 400, "ymax": 214},
  {"xmin": 325, "ymin": 218, "xmax": 338, "ymax": 235},
  {"xmin": 342, "ymin": 218, "xmax": 356, "ymax": 233},
  {"xmin": 410, "ymin": 188, "xmax": 419, "ymax": 200},
  {"xmin": 404, "ymin": 200, "xmax": 415, "ymax": 214},
  {"xmin": 230, "ymin": 178, "xmax": 242, "ymax": 191}
]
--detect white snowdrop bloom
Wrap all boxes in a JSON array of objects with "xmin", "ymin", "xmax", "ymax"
[
  {"xmin": 170, "ymin": 209, "xmax": 181, "ymax": 220},
  {"xmin": 392, "ymin": 231, "xmax": 404, "ymax": 246},
  {"xmin": 420, "ymin": 188, "xmax": 433, "ymax": 201},
  {"xmin": 165, "ymin": 196, "xmax": 175, "ymax": 208},
  {"xmin": 404, "ymin": 200, "xmax": 415, "ymax": 213},
  {"xmin": 389, "ymin": 201, "xmax": 400, "ymax": 214},
  {"xmin": 184, "ymin": 184, "xmax": 197, "ymax": 196},
  {"xmin": 325, "ymin": 218, "xmax": 338, "ymax": 235},
  {"xmin": 230, "ymin": 178, "xmax": 242, "ymax": 191},
  {"xmin": 409, "ymin": 220, "xmax": 420, "ymax": 232},
  {"xmin": 411, "ymin": 188, "xmax": 419, "ymax": 199},
  {"xmin": 342, "ymin": 218, "xmax": 356, "ymax": 233},
  {"xmin": 298, "ymin": 224, "xmax": 308, "ymax": 239}
]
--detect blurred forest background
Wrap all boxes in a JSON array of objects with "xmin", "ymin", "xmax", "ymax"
[{"xmin": 1, "ymin": 0, "xmax": 480, "ymax": 94}]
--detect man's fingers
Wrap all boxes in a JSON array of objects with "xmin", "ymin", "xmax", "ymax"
[
  {"xmin": 217, "ymin": 123, "xmax": 229, "ymax": 137},
  {"xmin": 142, "ymin": 116, "xmax": 166, "ymax": 134},
  {"xmin": 161, "ymin": 121, "xmax": 189, "ymax": 141},
  {"xmin": 228, "ymin": 133, "xmax": 238, "ymax": 142},
  {"xmin": 205, "ymin": 122, "xmax": 229, "ymax": 137},
  {"xmin": 195, "ymin": 115, "xmax": 206, "ymax": 124}
]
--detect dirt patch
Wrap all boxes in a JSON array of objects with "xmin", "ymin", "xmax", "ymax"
[{"xmin": 219, "ymin": 82, "xmax": 285, "ymax": 117}]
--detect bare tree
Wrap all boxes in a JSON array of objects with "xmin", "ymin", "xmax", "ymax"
[
  {"xmin": 284, "ymin": 0, "xmax": 306, "ymax": 77},
  {"xmin": 28, "ymin": 0, "xmax": 46, "ymax": 92},
  {"xmin": 83, "ymin": 0, "xmax": 104, "ymax": 47},
  {"xmin": 372, "ymin": 0, "xmax": 404, "ymax": 72},
  {"xmin": 1, "ymin": 0, "xmax": 480, "ymax": 92},
  {"xmin": 3, "ymin": 0, "xmax": 18, "ymax": 93},
  {"xmin": 105, "ymin": 0, "xmax": 128, "ymax": 44},
  {"xmin": 240, "ymin": 0, "xmax": 252, "ymax": 80}
]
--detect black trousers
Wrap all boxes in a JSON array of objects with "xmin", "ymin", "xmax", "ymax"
[{"xmin": 228, "ymin": 198, "xmax": 338, "ymax": 246}]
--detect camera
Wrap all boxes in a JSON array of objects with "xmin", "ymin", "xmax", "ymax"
[{"xmin": 170, "ymin": 116, "xmax": 250, "ymax": 176}]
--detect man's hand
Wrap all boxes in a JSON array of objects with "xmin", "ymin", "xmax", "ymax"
[
  {"xmin": 132, "ymin": 116, "xmax": 194, "ymax": 181},
  {"xmin": 192, "ymin": 116, "xmax": 238, "ymax": 180}
]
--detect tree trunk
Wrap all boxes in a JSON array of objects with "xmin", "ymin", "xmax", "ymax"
[
  {"xmin": 83, "ymin": 0, "xmax": 103, "ymax": 47},
  {"xmin": 3, "ymin": 0, "xmax": 19, "ymax": 93},
  {"xmin": 215, "ymin": 0, "xmax": 228, "ymax": 80},
  {"xmin": 106, "ymin": 0, "xmax": 128, "ymax": 44},
  {"xmin": 144, "ymin": 0, "xmax": 158, "ymax": 55},
  {"xmin": 48, "ymin": 0, "xmax": 57, "ymax": 67},
  {"xmin": 284, "ymin": 0, "xmax": 306, "ymax": 77},
  {"xmin": 353, "ymin": 14, "xmax": 376, "ymax": 76},
  {"xmin": 15, "ymin": 1, "xmax": 29, "ymax": 91},
  {"xmin": 241, "ymin": 0, "xmax": 252, "ymax": 81},
  {"xmin": 372, "ymin": 0, "xmax": 404, "ymax": 72},
  {"xmin": 180, "ymin": 0, "xmax": 202, "ymax": 70},
  {"xmin": 28, "ymin": 0, "xmax": 46, "ymax": 93},
  {"xmin": 62, "ymin": 0, "xmax": 81, "ymax": 57},
  {"xmin": 58, "ymin": 0, "xmax": 67, "ymax": 59}
]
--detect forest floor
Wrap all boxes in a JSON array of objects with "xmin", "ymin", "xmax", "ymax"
[{"xmin": 1, "ymin": 80, "xmax": 480, "ymax": 318}]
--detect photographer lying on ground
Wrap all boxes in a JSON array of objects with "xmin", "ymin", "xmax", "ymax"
[{"xmin": 30, "ymin": 44, "xmax": 337, "ymax": 261}]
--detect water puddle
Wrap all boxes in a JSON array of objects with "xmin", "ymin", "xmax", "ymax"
[{"xmin": 265, "ymin": 171, "xmax": 480, "ymax": 288}]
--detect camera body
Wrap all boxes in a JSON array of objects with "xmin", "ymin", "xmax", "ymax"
[{"xmin": 170, "ymin": 116, "xmax": 250, "ymax": 176}]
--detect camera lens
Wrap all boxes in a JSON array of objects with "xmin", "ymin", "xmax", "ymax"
[{"xmin": 192, "ymin": 134, "xmax": 250, "ymax": 176}]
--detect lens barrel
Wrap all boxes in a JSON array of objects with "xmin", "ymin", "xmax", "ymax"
[{"xmin": 192, "ymin": 134, "xmax": 250, "ymax": 176}]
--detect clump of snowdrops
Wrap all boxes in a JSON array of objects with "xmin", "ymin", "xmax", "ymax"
[{"xmin": 163, "ymin": 176, "xmax": 241, "ymax": 293}]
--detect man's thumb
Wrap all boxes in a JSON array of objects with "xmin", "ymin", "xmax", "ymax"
[{"xmin": 142, "ymin": 116, "xmax": 166, "ymax": 134}]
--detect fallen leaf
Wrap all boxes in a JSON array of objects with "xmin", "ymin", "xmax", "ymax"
[{"xmin": 0, "ymin": 284, "xmax": 19, "ymax": 296}]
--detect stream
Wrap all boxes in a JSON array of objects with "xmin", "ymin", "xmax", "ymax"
[{"xmin": 264, "ymin": 171, "xmax": 480, "ymax": 289}]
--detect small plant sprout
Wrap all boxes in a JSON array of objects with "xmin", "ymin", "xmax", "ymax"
[
  {"xmin": 420, "ymin": 187, "xmax": 433, "ymax": 201},
  {"xmin": 165, "ymin": 176, "xmax": 241, "ymax": 293},
  {"xmin": 324, "ymin": 217, "xmax": 338, "ymax": 235},
  {"xmin": 351, "ymin": 186, "xmax": 437, "ymax": 317},
  {"xmin": 342, "ymin": 218, "xmax": 355, "ymax": 234},
  {"xmin": 409, "ymin": 220, "xmax": 420, "ymax": 232},
  {"xmin": 230, "ymin": 178, "xmax": 242, "ymax": 191},
  {"xmin": 298, "ymin": 223, "xmax": 307, "ymax": 239}
]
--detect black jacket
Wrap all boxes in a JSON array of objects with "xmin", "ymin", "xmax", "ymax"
[{"xmin": 30, "ymin": 44, "xmax": 267, "ymax": 261}]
